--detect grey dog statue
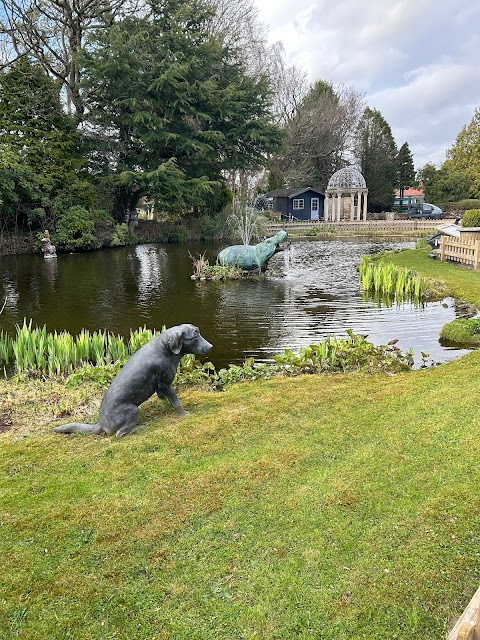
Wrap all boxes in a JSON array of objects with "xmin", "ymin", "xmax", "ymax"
[{"xmin": 54, "ymin": 324, "xmax": 212, "ymax": 438}]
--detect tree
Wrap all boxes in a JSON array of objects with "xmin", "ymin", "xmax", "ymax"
[
  {"xmin": 395, "ymin": 142, "xmax": 415, "ymax": 198},
  {"xmin": 82, "ymin": 0, "xmax": 281, "ymax": 221},
  {"xmin": 0, "ymin": 0, "xmax": 135, "ymax": 119},
  {"xmin": 416, "ymin": 163, "xmax": 472, "ymax": 204},
  {"xmin": 355, "ymin": 107, "xmax": 397, "ymax": 212},
  {"xmin": 0, "ymin": 57, "xmax": 88, "ymax": 228},
  {"xmin": 444, "ymin": 107, "xmax": 480, "ymax": 197},
  {"xmin": 276, "ymin": 80, "xmax": 364, "ymax": 188}
]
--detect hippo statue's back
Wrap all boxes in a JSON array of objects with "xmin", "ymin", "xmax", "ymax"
[{"xmin": 217, "ymin": 245, "xmax": 259, "ymax": 270}]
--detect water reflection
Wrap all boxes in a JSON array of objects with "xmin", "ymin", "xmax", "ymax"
[
  {"xmin": 133, "ymin": 245, "xmax": 168, "ymax": 305},
  {"xmin": 0, "ymin": 238, "xmax": 471, "ymax": 368}
]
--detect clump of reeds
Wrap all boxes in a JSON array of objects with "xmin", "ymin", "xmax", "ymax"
[
  {"xmin": 0, "ymin": 320, "xmax": 164, "ymax": 377},
  {"xmin": 359, "ymin": 256, "xmax": 427, "ymax": 304},
  {"xmin": 189, "ymin": 251, "xmax": 245, "ymax": 281}
]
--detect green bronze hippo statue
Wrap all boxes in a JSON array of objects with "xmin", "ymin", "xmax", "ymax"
[{"xmin": 217, "ymin": 230, "xmax": 288, "ymax": 272}]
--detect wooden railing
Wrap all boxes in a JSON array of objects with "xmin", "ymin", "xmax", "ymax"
[
  {"xmin": 448, "ymin": 585, "xmax": 480, "ymax": 639},
  {"xmin": 439, "ymin": 235, "xmax": 480, "ymax": 271},
  {"xmin": 265, "ymin": 220, "xmax": 442, "ymax": 234}
]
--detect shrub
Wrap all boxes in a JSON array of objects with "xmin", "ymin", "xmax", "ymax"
[
  {"xmin": 458, "ymin": 199, "xmax": 480, "ymax": 211},
  {"xmin": 436, "ymin": 200, "xmax": 480, "ymax": 214},
  {"xmin": 462, "ymin": 209, "xmax": 480, "ymax": 227},
  {"xmin": 110, "ymin": 223, "xmax": 130, "ymax": 247},
  {"xmin": 54, "ymin": 206, "xmax": 101, "ymax": 251}
]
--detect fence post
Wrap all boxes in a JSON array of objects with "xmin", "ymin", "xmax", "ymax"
[
  {"xmin": 439, "ymin": 235, "xmax": 446, "ymax": 263},
  {"xmin": 475, "ymin": 241, "xmax": 480, "ymax": 271}
]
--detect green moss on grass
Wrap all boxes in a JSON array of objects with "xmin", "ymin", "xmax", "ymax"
[{"xmin": 440, "ymin": 318, "xmax": 480, "ymax": 346}]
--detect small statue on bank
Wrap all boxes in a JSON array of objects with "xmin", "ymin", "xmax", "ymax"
[{"xmin": 41, "ymin": 230, "xmax": 57, "ymax": 259}]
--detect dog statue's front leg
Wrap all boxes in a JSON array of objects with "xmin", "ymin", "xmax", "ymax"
[{"xmin": 160, "ymin": 385, "xmax": 187, "ymax": 415}]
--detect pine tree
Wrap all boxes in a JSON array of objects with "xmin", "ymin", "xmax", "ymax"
[
  {"xmin": 0, "ymin": 58, "xmax": 87, "ymax": 228},
  {"xmin": 395, "ymin": 142, "xmax": 415, "ymax": 198},
  {"xmin": 0, "ymin": 58, "xmax": 83, "ymax": 189},
  {"xmin": 82, "ymin": 0, "xmax": 281, "ymax": 220},
  {"xmin": 355, "ymin": 107, "xmax": 397, "ymax": 212}
]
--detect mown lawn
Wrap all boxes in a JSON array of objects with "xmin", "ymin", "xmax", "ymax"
[
  {"xmin": 1, "ymin": 248, "xmax": 480, "ymax": 639},
  {"xmin": 386, "ymin": 246, "xmax": 480, "ymax": 307},
  {"xmin": 2, "ymin": 365, "xmax": 480, "ymax": 639}
]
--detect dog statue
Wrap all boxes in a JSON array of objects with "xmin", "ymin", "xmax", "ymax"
[
  {"xmin": 54, "ymin": 324, "xmax": 212, "ymax": 438},
  {"xmin": 217, "ymin": 230, "xmax": 288, "ymax": 272}
]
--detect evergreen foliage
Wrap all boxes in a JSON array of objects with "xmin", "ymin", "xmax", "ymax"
[
  {"xmin": 82, "ymin": 0, "xmax": 281, "ymax": 221},
  {"xmin": 273, "ymin": 80, "xmax": 363, "ymax": 188},
  {"xmin": 395, "ymin": 142, "xmax": 415, "ymax": 197},
  {"xmin": 0, "ymin": 58, "xmax": 89, "ymax": 230},
  {"xmin": 416, "ymin": 162, "xmax": 472, "ymax": 204},
  {"xmin": 462, "ymin": 209, "xmax": 480, "ymax": 227},
  {"xmin": 355, "ymin": 107, "xmax": 397, "ymax": 212}
]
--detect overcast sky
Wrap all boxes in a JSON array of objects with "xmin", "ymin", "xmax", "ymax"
[{"xmin": 253, "ymin": 0, "xmax": 480, "ymax": 169}]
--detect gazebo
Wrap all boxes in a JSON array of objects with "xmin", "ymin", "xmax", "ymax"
[{"xmin": 324, "ymin": 166, "xmax": 368, "ymax": 222}]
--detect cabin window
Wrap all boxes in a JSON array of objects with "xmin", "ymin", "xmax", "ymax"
[{"xmin": 292, "ymin": 199, "xmax": 304, "ymax": 210}]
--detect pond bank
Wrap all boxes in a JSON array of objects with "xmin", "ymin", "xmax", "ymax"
[{"xmin": 2, "ymin": 351, "xmax": 480, "ymax": 638}]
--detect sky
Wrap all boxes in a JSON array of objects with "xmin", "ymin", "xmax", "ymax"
[{"xmin": 253, "ymin": 0, "xmax": 480, "ymax": 169}]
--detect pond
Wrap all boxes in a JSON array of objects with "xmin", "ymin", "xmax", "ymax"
[{"xmin": 0, "ymin": 237, "xmax": 469, "ymax": 368}]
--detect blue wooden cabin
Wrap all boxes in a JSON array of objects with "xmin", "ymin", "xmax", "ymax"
[{"xmin": 265, "ymin": 187, "xmax": 325, "ymax": 221}]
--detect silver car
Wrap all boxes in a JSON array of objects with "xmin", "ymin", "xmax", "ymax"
[{"xmin": 408, "ymin": 203, "xmax": 444, "ymax": 220}]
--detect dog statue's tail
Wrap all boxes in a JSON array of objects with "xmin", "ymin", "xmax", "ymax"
[{"xmin": 54, "ymin": 422, "xmax": 103, "ymax": 435}]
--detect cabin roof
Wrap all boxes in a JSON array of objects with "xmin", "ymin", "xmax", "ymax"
[{"xmin": 265, "ymin": 186, "xmax": 324, "ymax": 198}]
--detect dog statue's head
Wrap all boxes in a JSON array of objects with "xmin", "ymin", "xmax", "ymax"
[{"xmin": 166, "ymin": 324, "xmax": 213, "ymax": 355}]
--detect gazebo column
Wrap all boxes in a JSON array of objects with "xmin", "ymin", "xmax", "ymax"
[
  {"xmin": 350, "ymin": 192, "xmax": 355, "ymax": 221},
  {"xmin": 326, "ymin": 194, "xmax": 331, "ymax": 222},
  {"xmin": 356, "ymin": 192, "xmax": 361, "ymax": 221},
  {"xmin": 362, "ymin": 190, "xmax": 368, "ymax": 221},
  {"xmin": 336, "ymin": 193, "xmax": 341, "ymax": 222}
]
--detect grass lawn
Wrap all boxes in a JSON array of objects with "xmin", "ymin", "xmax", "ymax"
[
  {"xmin": 1, "ymin": 248, "xmax": 480, "ymax": 639},
  {"xmin": 385, "ymin": 246, "xmax": 480, "ymax": 308}
]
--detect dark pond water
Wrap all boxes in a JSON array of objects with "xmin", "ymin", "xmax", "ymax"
[{"xmin": 0, "ymin": 238, "xmax": 469, "ymax": 368}]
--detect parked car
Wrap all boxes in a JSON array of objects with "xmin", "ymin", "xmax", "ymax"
[{"xmin": 407, "ymin": 203, "xmax": 444, "ymax": 220}]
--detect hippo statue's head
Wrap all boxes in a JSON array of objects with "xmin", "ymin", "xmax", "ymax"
[{"xmin": 265, "ymin": 230, "xmax": 288, "ymax": 246}]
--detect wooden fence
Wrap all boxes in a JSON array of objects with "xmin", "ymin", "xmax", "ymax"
[
  {"xmin": 265, "ymin": 220, "xmax": 442, "ymax": 234},
  {"xmin": 439, "ymin": 235, "xmax": 480, "ymax": 271},
  {"xmin": 448, "ymin": 585, "xmax": 480, "ymax": 639}
]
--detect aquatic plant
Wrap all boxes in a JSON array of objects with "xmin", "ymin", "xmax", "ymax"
[
  {"xmin": 0, "ymin": 321, "xmax": 165, "ymax": 377},
  {"xmin": 189, "ymin": 251, "xmax": 248, "ymax": 281},
  {"xmin": 359, "ymin": 256, "xmax": 428, "ymax": 304},
  {"xmin": 0, "ymin": 322, "xmax": 416, "ymax": 384},
  {"xmin": 0, "ymin": 330, "xmax": 13, "ymax": 375}
]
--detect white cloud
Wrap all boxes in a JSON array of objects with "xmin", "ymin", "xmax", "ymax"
[{"xmin": 255, "ymin": 0, "xmax": 480, "ymax": 167}]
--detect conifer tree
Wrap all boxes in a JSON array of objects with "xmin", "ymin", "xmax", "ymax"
[
  {"xmin": 395, "ymin": 142, "xmax": 415, "ymax": 198},
  {"xmin": 355, "ymin": 107, "xmax": 397, "ymax": 212},
  {"xmin": 82, "ymin": 0, "xmax": 281, "ymax": 220}
]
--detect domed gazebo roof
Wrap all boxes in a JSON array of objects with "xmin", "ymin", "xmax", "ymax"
[{"xmin": 327, "ymin": 166, "xmax": 366, "ymax": 190}]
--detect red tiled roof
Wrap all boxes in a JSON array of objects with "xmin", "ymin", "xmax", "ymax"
[{"xmin": 395, "ymin": 188, "xmax": 424, "ymax": 197}]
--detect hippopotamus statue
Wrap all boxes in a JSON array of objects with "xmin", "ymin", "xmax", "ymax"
[{"xmin": 217, "ymin": 230, "xmax": 288, "ymax": 272}]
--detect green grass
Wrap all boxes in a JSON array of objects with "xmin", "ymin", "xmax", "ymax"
[
  {"xmin": 1, "ymin": 246, "xmax": 480, "ymax": 639},
  {"xmin": 384, "ymin": 247, "xmax": 480, "ymax": 308},
  {"xmin": 440, "ymin": 318, "xmax": 480, "ymax": 347},
  {"xmin": 1, "ymin": 361, "xmax": 480, "ymax": 639}
]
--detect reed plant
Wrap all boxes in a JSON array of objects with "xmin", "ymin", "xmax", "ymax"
[
  {"xmin": 0, "ymin": 321, "xmax": 165, "ymax": 377},
  {"xmin": 0, "ymin": 329, "xmax": 14, "ymax": 374},
  {"xmin": 359, "ymin": 256, "xmax": 428, "ymax": 304}
]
